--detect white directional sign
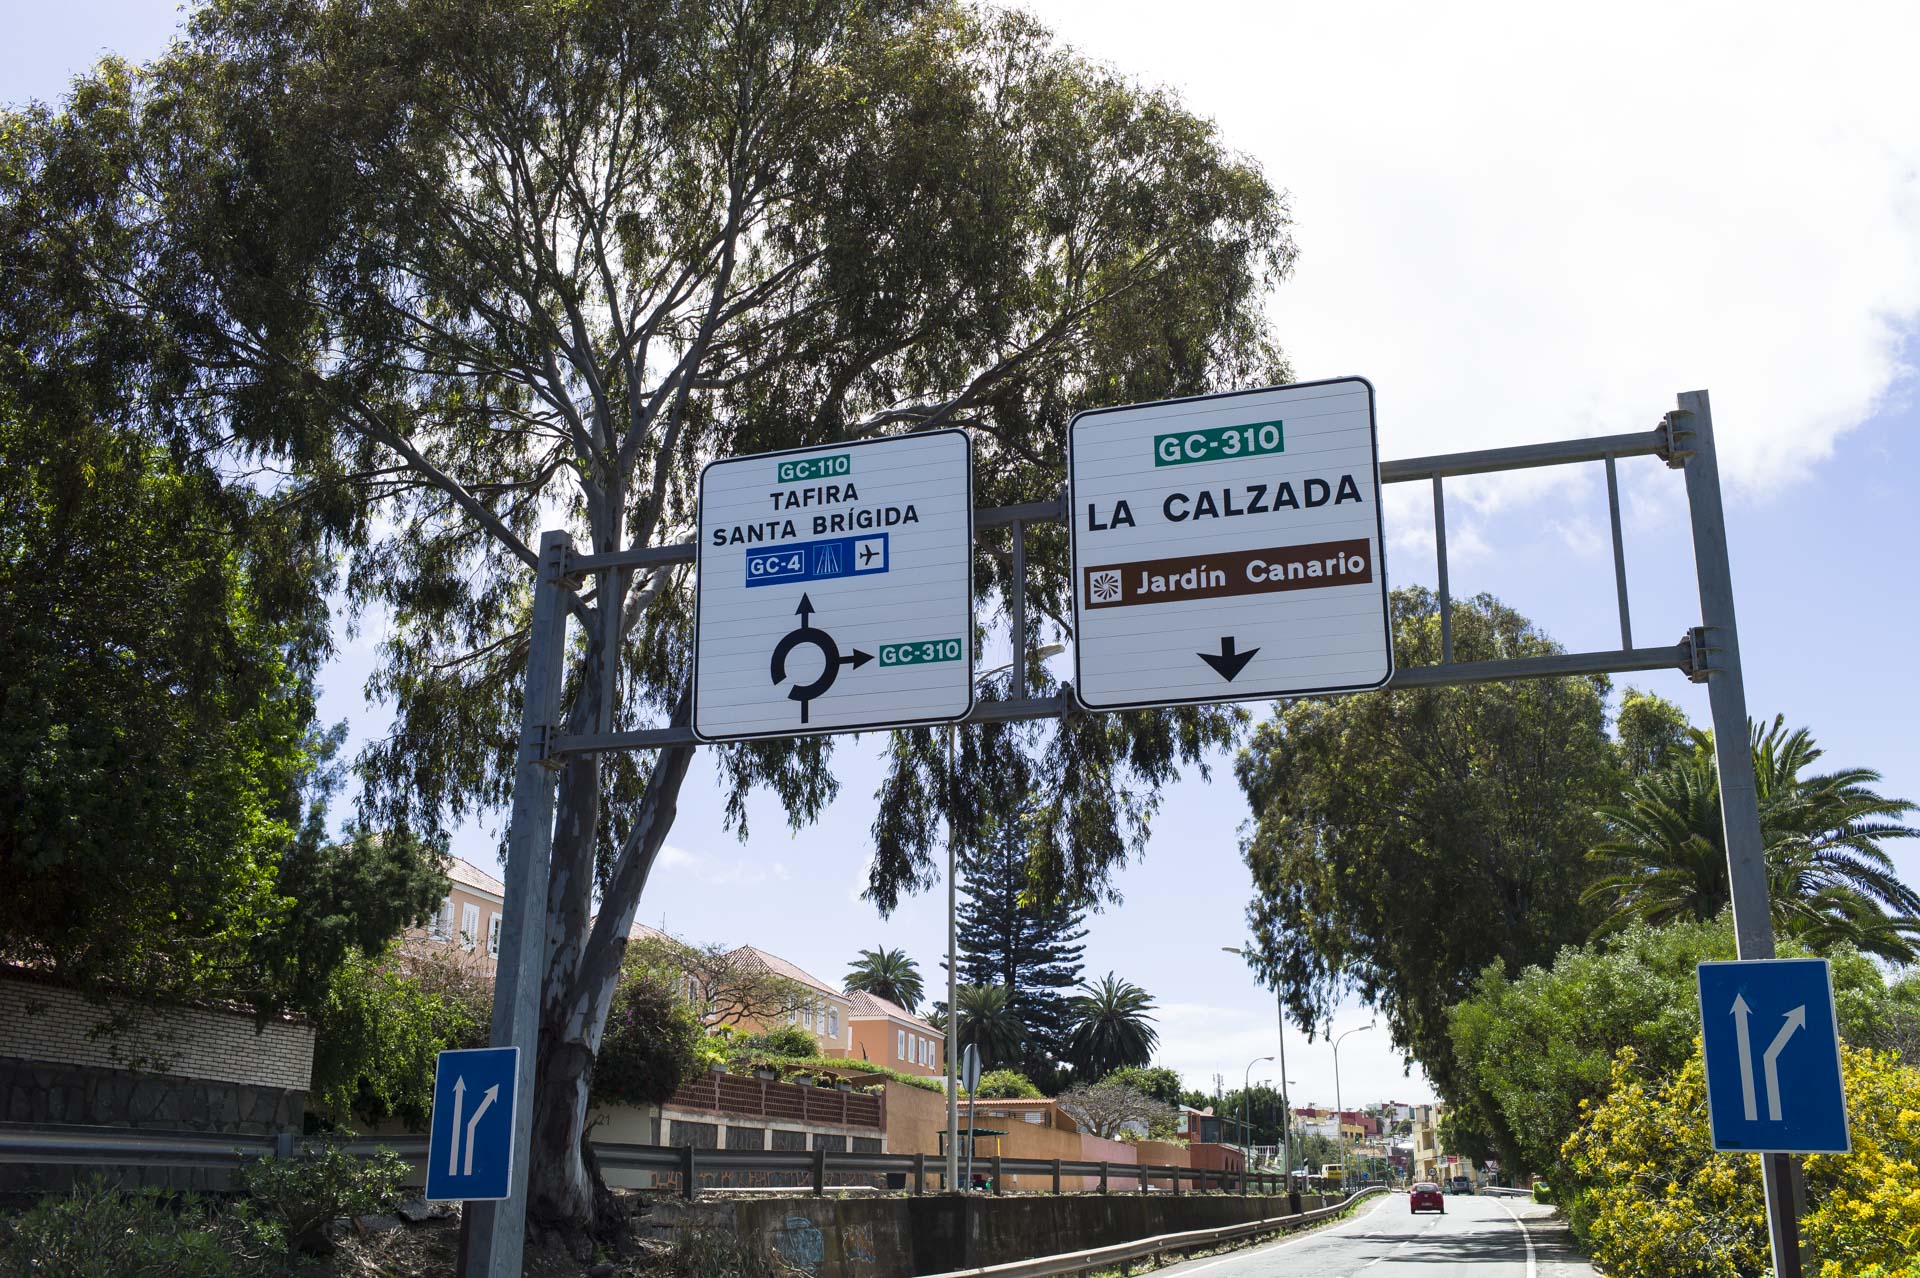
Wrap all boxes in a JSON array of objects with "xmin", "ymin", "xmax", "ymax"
[
  {"xmin": 694, "ymin": 431, "xmax": 974, "ymax": 741},
  {"xmin": 1068, "ymin": 378, "xmax": 1392, "ymax": 711}
]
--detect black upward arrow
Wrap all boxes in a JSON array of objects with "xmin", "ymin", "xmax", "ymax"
[
  {"xmin": 1198, "ymin": 636, "xmax": 1259, "ymax": 681},
  {"xmin": 795, "ymin": 592, "xmax": 815, "ymax": 620}
]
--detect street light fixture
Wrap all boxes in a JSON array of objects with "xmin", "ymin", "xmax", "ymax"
[
  {"xmin": 1223, "ymin": 944, "xmax": 1294, "ymax": 1194},
  {"xmin": 1242, "ymin": 1056, "xmax": 1273, "ymax": 1168},
  {"xmin": 1332, "ymin": 1023, "xmax": 1375, "ymax": 1190},
  {"xmin": 945, "ymin": 642, "xmax": 1065, "ymax": 1192}
]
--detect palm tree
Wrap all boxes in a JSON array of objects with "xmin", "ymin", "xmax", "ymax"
[
  {"xmin": 1067, "ymin": 973, "xmax": 1159, "ymax": 1078},
  {"xmin": 845, "ymin": 946, "xmax": 924, "ymax": 1012},
  {"xmin": 954, "ymin": 984, "xmax": 1024, "ymax": 1068},
  {"xmin": 1585, "ymin": 718, "xmax": 1920, "ymax": 960}
]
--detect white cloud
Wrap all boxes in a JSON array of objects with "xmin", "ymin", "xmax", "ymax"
[
  {"xmin": 655, "ymin": 843, "xmax": 791, "ymax": 887},
  {"xmin": 1027, "ymin": 0, "xmax": 1920, "ymax": 500},
  {"xmin": 1151, "ymin": 1000, "xmax": 1434, "ymax": 1109}
]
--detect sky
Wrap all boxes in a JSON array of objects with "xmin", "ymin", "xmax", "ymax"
[{"xmin": 8, "ymin": 1, "xmax": 1920, "ymax": 1112}]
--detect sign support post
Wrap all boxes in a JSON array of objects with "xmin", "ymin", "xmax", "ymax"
[
  {"xmin": 465, "ymin": 531, "xmax": 572, "ymax": 1278},
  {"xmin": 1674, "ymin": 391, "xmax": 1803, "ymax": 1278}
]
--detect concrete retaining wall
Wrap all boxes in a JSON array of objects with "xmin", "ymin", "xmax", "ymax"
[{"xmin": 651, "ymin": 1191, "xmax": 1333, "ymax": 1278}]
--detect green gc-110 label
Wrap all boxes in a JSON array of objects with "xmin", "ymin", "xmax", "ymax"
[
  {"xmin": 1154, "ymin": 419, "xmax": 1284, "ymax": 467},
  {"xmin": 777, "ymin": 451, "xmax": 852, "ymax": 483},
  {"xmin": 878, "ymin": 638, "xmax": 963, "ymax": 666}
]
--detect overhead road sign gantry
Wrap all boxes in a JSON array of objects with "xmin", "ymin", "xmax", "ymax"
[
  {"xmin": 693, "ymin": 430, "xmax": 975, "ymax": 741},
  {"xmin": 1068, "ymin": 377, "xmax": 1392, "ymax": 711},
  {"xmin": 1698, "ymin": 958, "xmax": 1850, "ymax": 1155}
]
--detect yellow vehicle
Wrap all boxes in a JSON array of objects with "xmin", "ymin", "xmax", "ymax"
[{"xmin": 1320, "ymin": 1164, "xmax": 1345, "ymax": 1185}]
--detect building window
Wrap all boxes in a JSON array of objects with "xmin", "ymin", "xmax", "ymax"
[
  {"xmin": 827, "ymin": 1007, "xmax": 838, "ymax": 1038},
  {"xmin": 803, "ymin": 1003, "xmax": 814, "ymax": 1031},
  {"xmin": 430, "ymin": 897, "xmax": 454, "ymax": 940},
  {"xmin": 897, "ymin": 1029, "xmax": 907, "ymax": 1059},
  {"xmin": 461, "ymin": 902, "xmax": 480, "ymax": 952},
  {"xmin": 487, "ymin": 913, "xmax": 502, "ymax": 957}
]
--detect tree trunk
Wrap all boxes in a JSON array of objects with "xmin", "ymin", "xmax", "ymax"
[{"xmin": 524, "ymin": 710, "xmax": 697, "ymax": 1240}]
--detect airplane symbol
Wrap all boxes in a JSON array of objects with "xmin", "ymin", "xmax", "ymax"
[{"xmin": 860, "ymin": 544, "xmax": 878, "ymax": 565}]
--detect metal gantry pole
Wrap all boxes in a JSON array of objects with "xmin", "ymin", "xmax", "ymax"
[
  {"xmin": 466, "ymin": 531, "xmax": 572, "ymax": 1278},
  {"xmin": 1674, "ymin": 390, "xmax": 1802, "ymax": 1278},
  {"xmin": 1275, "ymin": 991, "xmax": 1292, "ymax": 1199},
  {"xmin": 945, "ymin": 723, "xmax": 961, "ymax": 1194}
]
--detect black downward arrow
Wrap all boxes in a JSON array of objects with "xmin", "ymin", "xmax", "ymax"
[{"xmin": 1199, "ymin": 636, "xmax": 1259, "ymax": 681}]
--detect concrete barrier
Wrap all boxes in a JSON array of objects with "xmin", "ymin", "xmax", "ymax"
[{"xmin": 646, "ymin": 1190, "xmax": 1339, "ymax": 1278}]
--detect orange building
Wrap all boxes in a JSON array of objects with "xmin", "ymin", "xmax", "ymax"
[
  {"xmin": 727, "ymin": 946, "xmax": 854, "ymax": 1056},
  {"xmin": 406, "ymin": 856, "xmax": 506, "ymax": 977},
  {"xmin": 841, "ymin": 990, "xmax": 943, "ymax": 1079}
]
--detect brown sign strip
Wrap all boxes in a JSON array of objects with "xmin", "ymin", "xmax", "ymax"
[{"xmin": 1083, "ymin": 538, "xmax": 1373, "ymax": 609}]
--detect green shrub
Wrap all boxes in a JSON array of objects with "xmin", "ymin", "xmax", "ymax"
[
  {"xmin": 0, "ymin": 1176, "xmax": 283, "ymax": 1277},
  {"xmin": 236, "ymin": 1141, "xmax": 409, "ymax": 1255},
  {"xmin": 973, "ymin": 1069, "xmax": 1042, "ymax": 1099},
  {"xmin": 308, "ymin": 946, "xmax": 490, "ymax": 1130},
  {"xmin": 594, "ymin": 963, "xmax": 706, "ymax": 1107},
  {"xmin": 728, "ymin": 1024, "xmax": 820, "ymax": 1060}
]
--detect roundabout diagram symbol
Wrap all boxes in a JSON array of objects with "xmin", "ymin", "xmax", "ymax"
[{"xmin": 769, "ymin": 593, "xmax": 872, "ymax": 724}]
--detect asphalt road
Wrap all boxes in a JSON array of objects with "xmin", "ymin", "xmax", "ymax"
[{"xmin": 1152, "ymin": 1191, "xmax": 1598, "ymax": 1278}]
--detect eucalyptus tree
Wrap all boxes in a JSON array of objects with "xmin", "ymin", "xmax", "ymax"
[{"xmin": 6, "ymin": 0, "xmax": 1293, "ymax": 1235}]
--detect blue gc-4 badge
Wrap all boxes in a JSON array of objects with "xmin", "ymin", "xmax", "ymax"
[
  {"xmin": 1697, "ymin": 958, "xmax": 1850, "ymax": 1154},
  {"xmin": 425, "ymin": 1046, "xmax": 519, "ymax": 1202},
  {"xmin": 746, "ymin": 533, "xmax": 888, "ymax": 587}
]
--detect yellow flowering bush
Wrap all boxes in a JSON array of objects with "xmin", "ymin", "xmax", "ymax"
[{"xmin": 1563, "ymin": 1045, "xmax": 1920, "ymax": 1278}]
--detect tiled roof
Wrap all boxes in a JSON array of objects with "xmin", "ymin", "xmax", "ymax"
[
  {"xmin": 447, "ymin": 856, "xmax": 507, "ymax": 899},
  {"xmin": 727, "ymin": 946, "xmax": 845, "ymax": 999},
  {"xmin": 846, "ymin": 989, "xmax": 935, "ymax": 1031}
]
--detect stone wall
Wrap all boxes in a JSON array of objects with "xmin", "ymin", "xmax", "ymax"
[{"xmin": 650, "ymin": 1190, "xmax": 1341, "ymax": 1278}]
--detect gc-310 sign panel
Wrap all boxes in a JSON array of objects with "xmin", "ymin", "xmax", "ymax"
[
  {"xmin": 693, "ymin": 431, "xmax": 974, "ymax": 741},
  {"xmin": 1068, "ymin": 378, "xmax": 1391, "ymax": 711}
]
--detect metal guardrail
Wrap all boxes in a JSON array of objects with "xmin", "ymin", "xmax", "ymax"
[
  {"xmin": 918, "ymin": 1185, "xmax": 1389, "ymax": 1278},
  {"xmin": 0, "ymin": 1123, "xmax": 1323, "ymax": 1200}
]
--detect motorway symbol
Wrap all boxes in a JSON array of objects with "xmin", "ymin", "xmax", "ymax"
[
  {"xmin": 1198, "ymin": 636, "xmax": 1259, "ymax": 681},
  {"xmin": 1698, "ymin": 959, "xmax": 1850, "ymax": 1154},
  {"xmin": 1068, "ymin": 378, "xmax": 1391, "ymax": 713},
  {"xmin": 426, "ymin": 1046, "xmax": 519, "ymax": 1202},
  {"xmin": 769, "ymin": 594, "xmax": 874, "ymax": 725},
  {"xmin": 693, "ymin": 431, "xmax": 974, "ymax": 741}
]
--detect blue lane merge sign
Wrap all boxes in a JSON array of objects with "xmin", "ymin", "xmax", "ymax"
[
  {"xmin": 746, "ymin": 533, "xmax": 889, "ymax": 587},
  {"xmin": 1697, "ymin": 958, "xmax": 1850, "ymax": 1154},
  {"xmin": 425, "ymin": 1046, "xmax": 519, "ymax": 1202}
]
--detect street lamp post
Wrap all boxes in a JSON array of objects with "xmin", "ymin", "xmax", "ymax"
[
  {"xmin": 1242, "ymin": 1056, "xmax": 1273, "ymax": 1171},
  {"xmin": 945, "ymin": 643, "xmax": 1064, "ymax": 1192},
  {"xmin": 1223, "ymin": 945, "xmax": 1294, "ymax": 1193},
  {"xmin": 1332, "ymin": 1024, "xmax": 1374, "ymax": 1191}
]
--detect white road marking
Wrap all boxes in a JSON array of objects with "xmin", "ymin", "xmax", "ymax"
[{"xmin": 1493, "ymin": 1197, "xmax": 1539, "ymax": 1278}]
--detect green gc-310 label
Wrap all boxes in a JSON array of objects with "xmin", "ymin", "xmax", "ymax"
[
  {"xmin": 777, "ymin": 452, "xmax": 852, "ymax": 483},
  {"xmin": 1154, "ymin": 419, "xmax": 1284, "ymax": 467},
  {"xmin": 879, "ymin": 638, "xmax": 963, "ymax": 667}
]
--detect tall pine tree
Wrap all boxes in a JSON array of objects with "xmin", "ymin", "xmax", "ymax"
[{"xmin": 957, "ymin": 823, "xmax": 1087, "ymax": 1089}]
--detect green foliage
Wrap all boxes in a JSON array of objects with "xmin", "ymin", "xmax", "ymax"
[
  {"xmin": 729, "ymin": 1024, "xmax": 821, "ymax": 1061},
  {"xmin": 958, "ymin": 822, "xmax": 1087, "ymax": 1088},
  {"xmin": 973, "ymin": 1069, "xmax": 1043, "ymax": 1099},
  {"xmin": 1615, "ymin": 688, "xmax": 1692, "ymax": 777},
  {"xmin": 1238, "ymin": 588, "xmax": 1618, "ymax": 1113},
  {"xmin": 845, "ymin": 946, "xmax": 925, "ymax": 1013},
  {"xmin": 1100, "ymin": 1065, "xmax": 1186, "ymax": 1107},
  {"xmin": 237, "ymin": 1142, "xmax": 409, "ymax": 1256},
  {"xmin": 594, "ymin": 958, "xmax": 706, "ymax": 1108},
  {"xmin": 308, "ymin": 948, "xmax": 490, "ymax": 1130},
  {"xmin": 1585, "ymin": 718, "xmax": 1920, "ymax": 960},
  {"xmin": 0, "ymin": 1177, "xmax": 283, "ymax": 1277},
  {"xmin": 1562, "ymin": 1046, "xmax": 1920, "ymax": 1277},
  {"xmin": 1067, "ymin": 974, "xmax": 1159, "ymax": 1079}
]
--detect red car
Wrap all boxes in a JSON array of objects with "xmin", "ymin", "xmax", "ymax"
[{"xmin": 1409, "ymin": 1182, "xmax": 1446, "ymax": 1214}]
